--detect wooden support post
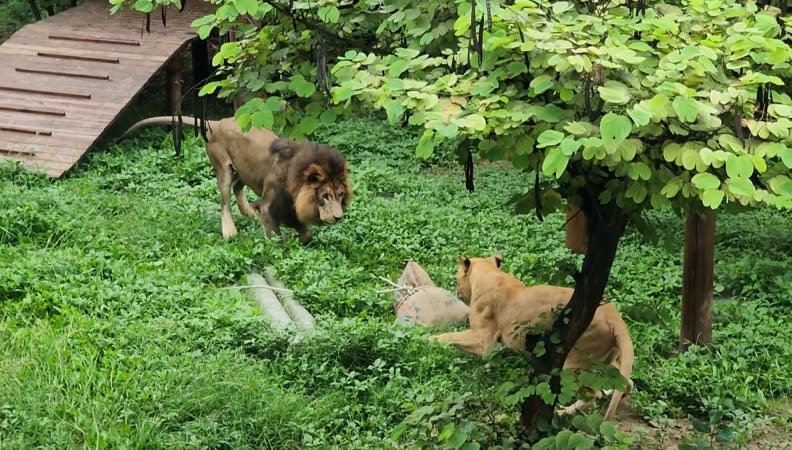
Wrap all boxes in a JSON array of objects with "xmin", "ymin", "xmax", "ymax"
[
  {"xmin": 680, "ymin": 212, "xmax": 715, "ymax": 348},
  {"xmin": 166, "ymin": 56, "xmax": 183, "ymax": 116},
  {"xmin": 565, "ymin": 205, "xmax": 588, "ymax": 254}
]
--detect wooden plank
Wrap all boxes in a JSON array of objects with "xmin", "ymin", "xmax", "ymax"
[
  {"xmin": 6, "ymin": 31, "xmax": 189, "ymax": 56},
  {"xmin": 0, "ymin": 52, "xmax": 162, "ymax": 77},
  {"xmin": 0, "ymin": 104, "xmax": 66, "ymax": 116},
  {"xmin": 0, "ymin": 125, "xmax": 52, "ymax": 136},
  {"xmin": 0, "ymin": 130, "xmax": 95, "ymax": 145},
  {"xmin": 0, "ymin": 44, "xmax": 177, "ymax": 63},
  {"xmin": 0, "ymin": 111, "xmax": 108, "ymax": 130},
  {"xmin": 15, "ymin": 67, "xmax": 111, "ymax": 80},
  {"xmin": 0, "ymin": 85, "xmax": 92, "ymax": 100},
  {"xmin": 0, "ymin": 91, "xmax": 141, "ymax": 114},
  {"xmin": 0, "ymin": 67, "xmax": 150, "ymax": 96},
  {"xmin": 48, "ymin": 34, "xmax": 141, "ymax": 46}
]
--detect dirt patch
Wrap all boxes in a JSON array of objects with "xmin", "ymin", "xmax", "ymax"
[{"xmin": 614, "ymin": 400, "xmax": 791, "ymax": 449}]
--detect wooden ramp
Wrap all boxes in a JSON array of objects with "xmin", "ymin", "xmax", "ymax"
[{"xmin": 0, "ymin": 0, "xmax": 215, "ymax": 178}]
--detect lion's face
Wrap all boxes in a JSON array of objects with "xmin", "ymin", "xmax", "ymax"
[
  {"xmin": 455, "ymin": 254, "xmax": 504, "ymax": 303},
  {"xmin": 294, "ymin": 162, "xmax": 351, "ymax": 225},
  {"xmin": 315, "ymin": 182, "xmax": 348, "ymax": 224}
]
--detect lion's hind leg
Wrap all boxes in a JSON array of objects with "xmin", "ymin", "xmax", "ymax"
[
  {"xmin": 206, "ymin": 142, "xmax": 238, "ymax": 239},
  {"xmin": 433, "ymin": 328, "xmax": 498, "ymax": 356},
  {"xmin": 233, "ymin": 177, "xmax": 255, "ymax": 218}
]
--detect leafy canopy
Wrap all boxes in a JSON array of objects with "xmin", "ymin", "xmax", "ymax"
[{"xmin": 111, "ymin": 0, "xmax": 792, "ymax": 215}]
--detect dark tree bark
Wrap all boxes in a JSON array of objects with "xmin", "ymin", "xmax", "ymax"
[
  {"xmin": 680, "ymin": 212, "xmax": 715, "ymax": 348},
  {"xmin": 520, "ymin": 189, "xmax": 627, "ymax": 437},
  {"xmin": 27, "ymin": 0, "xmax": 42, "ymax": 20}
]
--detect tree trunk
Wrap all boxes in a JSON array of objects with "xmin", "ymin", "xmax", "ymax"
[
  {"xmin": 680, "ymin": 212, "xmax": 715, "ymax": 348},
  {"xmin": 27, "ymin": 0, "xmax": 42, "ymax": 20},
  {"xmin": 520, "ymin": 199, "xmax": 626, "ymax": 437}
]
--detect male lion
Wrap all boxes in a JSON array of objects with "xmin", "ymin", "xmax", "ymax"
[
  {"xmin": 121, "ymin": 116, "xmax": 351, "ymax": 244},
  {"xmin": 432, "ymin": 254, "xmax": 634, "ymax": 421}
]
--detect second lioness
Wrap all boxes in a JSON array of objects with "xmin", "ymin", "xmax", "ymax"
[
  {"xmin": 433, "ymin": 254, "xmax": 634, "ymax": 420},
  {"xmin": 122, "ymin": 116, "xmax": 351, "ymax": 244}
]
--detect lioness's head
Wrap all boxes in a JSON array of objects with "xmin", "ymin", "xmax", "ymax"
[
  {"xmin": 455, "ymin": 253, "xmax": 503, "ymax": 303},
  {"xmin": 284, "ymin": 140, "xmax": 352, "ymax": 226}
]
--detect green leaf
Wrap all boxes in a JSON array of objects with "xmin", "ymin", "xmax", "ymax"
[
  {"xmin": 318, "ymin": 5, "xmax": 340, "ymax": 23},
  {"xmin": 681, "ymin": 149, "xmax": 699, "ymax": 170},
  {"xmin": 599, "ymin": 113, "xmax": 632, "ymax": 144},
  {"xmin": 598, "ymin": 81, "xmax": 631, "ymax": 105},
  {"xmin": 728, "ymin": 177, "xmax": 755, "ymax": 197},
  {"xmin": 779, "ymin": 146, "xmax": 792, "ymax": 169},
  {"xmin": 626, "ymin": 182, "xmax": 647, "ymax": 204},
  {"xmin": 416, "ymin": 130, "xmax": 435, "ymax": 158},
  {"xmin": 542, "ymin": 147, "xmax": 570, "ymax": 178},
  {"xmin": 438, "ymin": 423, "xmax": 455, "ymax": 441},
  {"xmin": 672, "ymin": 96, "xmax": 699, "ymax": 123},
  {"xmin": 769, "ymin": 175, "xmax": 792, "ymax": 197},
  {"xmin": 436, "ymin": 122, "xmax": 460, "ymax": 139},
  {"xmin": 537, "ymin": 130, "xmax": 564, "ymax": 148},
  {"xmin": 567, "ymin": 433, "xmax": 594, "ymax": 450},
  {"xmin": 384, "ymin": 100, "xmax": 405, "ymax": 125},
  {"xmin": 599, "ymin": 422, "xmax": 618, "ymax": 442},
  {"xmin": 446, "ymin": 428, "xmax": 469, "ymax": 449},
  {"xmin": 235, "ymin": 0, "xmax": 257, "ymax": 15},
  {"xmin": 718, "ymin": 134, "xmax": 743, "ymax": 152},
  {"xmin": 332, "ymin": 84, "xmax": 356, "ymax": 103},
  {"xmin": 296, "ymin": 115, "xmax": 320, "ymax": 136},
  {"xmin": 530, "ymin": 74, "xmax": 554, "ymax": 95},
  {"xmin": 701, "ymin": 189, "xmax": 724, "ymax": 209},
  {"xmin": 288, "ymin": 75, "xmax": 316, "ymax": 98},
  {"xmin": 250, "ymin": 109, "xmax": 273, "ymax": 129},
  {"xmin": 661, "ymin": 178, "xmax": 683, "ymax": 198},
  {"xmin": 560, "ymin": 137, "xmax": 581, "ymax": 156},
  {"xmin": 458, "ymin": 114, "xmax": 486, "ymax": 131},
  {"xmin": 691, "ymin": 173, "xmax": 721, "ymax": 190},
  {"xmin": 627, "ymin": 104, "xmax": 652, "ymax": 127},
  {"xmin": 388, "ymin": 60, "xmax": 409, "ymax": 78},
  {"xmin": 647, "ymin": 94, "xmax": 670, "ymax": 116},
  {"xmin": 198, "ymin": 81, "xmax": 221, "ymax": 96},
  {"xmin": 725, "ymin": 154, "xmax": 754, "ymax": 178},
  {"xmin": 134, "ymin": 0, "xmax": 154, "ymax": 13},
  {"xmin": 769, "ymin": 103, "xmax": 792, "ymax": 118}
]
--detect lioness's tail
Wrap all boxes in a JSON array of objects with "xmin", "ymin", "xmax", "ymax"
[
  {"xmin": 603, "ymin": 325, "xmax": 634, "ymax": 421},
  {"xmin": 119, "ymin": 115, "xmax": 202, "ymax": 140}
]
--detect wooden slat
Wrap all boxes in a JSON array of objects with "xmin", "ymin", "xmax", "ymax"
[
  {"xmin": 0, "ymin": 85, "xmax": 91, "ymax": 99},
  {"xmin": 0, "ymin": 104, "xmax": 66, "ymax": 116},
  {"xmin": 37, "ymin": 51, "xmax": 120, "ymax": 64},
  {"xmin": 48, "ymin": 34, "xmax": 141, "ymax": 46},
  {"xmin": 0, "ymin": 125, "xmax": 52, "ymax": 136},
  {"xmin": 15, "ymin": 67, "xmax": 110, "ymax": 80}
]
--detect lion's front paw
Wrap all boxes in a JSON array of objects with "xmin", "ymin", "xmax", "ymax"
[{"xmin": 221, "ymin": 225, "xmax": 238, "ymax": 239}]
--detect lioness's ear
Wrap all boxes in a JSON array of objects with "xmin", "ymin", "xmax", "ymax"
[
  {"xmin": 492, "ymin": 253, "xmax": 503, "ymax": 268},
  {"xmin": 304, "ymin": 164, "xmax": 327, "ymax": 184},
  {"xmin": 458, "ymin": 255, "xmax": 471, "ymax": 272}
]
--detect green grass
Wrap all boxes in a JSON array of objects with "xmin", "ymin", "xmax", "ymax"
[{"xmin": 1, "ymin": 117, "xmax": 791, "ymax": 449}]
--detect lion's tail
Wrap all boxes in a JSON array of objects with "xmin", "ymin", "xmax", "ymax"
[
  {"xmin": 119, "ymin": 115, "xmax": 203, "ymax": 140},
  {"xmin": 603, "ymin": 324, "xmax": 634, "ymax": 421}
]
